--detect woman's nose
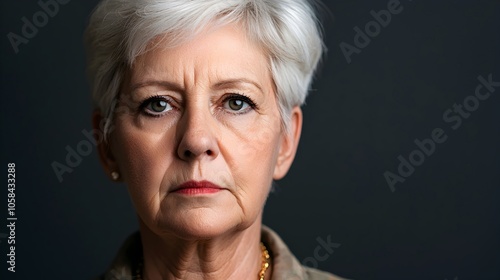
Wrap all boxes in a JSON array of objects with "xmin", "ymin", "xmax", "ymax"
[{"xmin": 176, "ymin": 107, "xmax": 220, "ymax": 161}]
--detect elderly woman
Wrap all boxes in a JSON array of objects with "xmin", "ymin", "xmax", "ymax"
[{"xmin": 86, "ymin": 0, "xmax": 344, "ymax": 279}]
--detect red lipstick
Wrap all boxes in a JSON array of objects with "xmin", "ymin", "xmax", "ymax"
[{"xmin": 172, "ymin": 180, "xmax": 223, "ymax": 195}]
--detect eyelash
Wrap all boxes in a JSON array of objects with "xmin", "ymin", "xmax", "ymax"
[
  {"xmin": 138, "ymin": 93, "xmax": 258, "ymax": 117},
  {"xmin": 138, "ymin": 95, "xmax": 175, "ymax": 118},
  {"xmin": 221, "ymin": 93, "xmax": 259, "ymax": 114}
]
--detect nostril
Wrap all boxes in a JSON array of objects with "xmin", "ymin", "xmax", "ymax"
[{"xmin": 181, "ymin": 149, "xmax": 215, "ymax": 159}]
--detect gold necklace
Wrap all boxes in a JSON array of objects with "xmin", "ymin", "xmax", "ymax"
[
  {"xmin": 259, "ymin": 242, "xmax": 271, "ymax": 280},
  {"xmin": 135, "ymin": 242, "xmax": 271, "ymax": 280}
]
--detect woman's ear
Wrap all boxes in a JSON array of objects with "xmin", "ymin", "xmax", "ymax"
[
  {"xmin": 92, "ymin": 110, "xmax": 121, "ymax": 181},
  {"xmin": 273, "ymin": 106, "xmax": 303, "ymax": 180}
]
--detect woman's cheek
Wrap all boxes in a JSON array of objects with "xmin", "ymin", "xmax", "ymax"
[
  {"xmin": 223, "ymin": 112, "xmax": 280, "ymax": 157},
  {"xmin": 113, "ymin": 120, "xmax": 162, "ymax": 189}
]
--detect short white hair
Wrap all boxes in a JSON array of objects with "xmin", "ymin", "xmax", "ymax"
[{"xmin": 85, "ymin": 0, "xmax": 325, "ymax": 136}]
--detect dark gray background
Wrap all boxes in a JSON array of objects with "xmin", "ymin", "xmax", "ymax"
[{"xmin": 1, "ymin": 0, "xmax": 499, "ymax": 279}]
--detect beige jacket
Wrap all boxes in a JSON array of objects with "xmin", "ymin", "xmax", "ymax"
[{"xmin": 98, "ymin": 226, "xmax": 347, "ymax": 280}]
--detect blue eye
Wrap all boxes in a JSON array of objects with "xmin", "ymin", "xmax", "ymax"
[{"xmin": 140, "ymin": 96, "xmax": 173, "ymax": 116}]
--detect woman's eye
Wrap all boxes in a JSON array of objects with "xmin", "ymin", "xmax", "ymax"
[
  {"xmin": 141, "ymin": 97, "xmax": 173, "ymax": 116},
  {"xmin": 226, "ymin": 99, "xmax": 248, "ymax": 111},
  {"xmin": 223, "ymin": 94, "xmax": 256, "ymax": 113}
]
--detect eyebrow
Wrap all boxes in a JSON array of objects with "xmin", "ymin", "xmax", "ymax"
[
  {"xmin": 213, "ymin": 78, "xmax": 264, "ymax": 94},
  {"xmin": 130, "ymin": 80, "xmax": 183, "ymax": 93},
  {"xmin": 130, "ymin": 78, "xmax": 264, "ymax": 94}
]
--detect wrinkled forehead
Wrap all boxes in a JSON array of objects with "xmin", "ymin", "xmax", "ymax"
[{"xmin": 124, "ymin": 23, "xmax": 273, "ymax": 97}]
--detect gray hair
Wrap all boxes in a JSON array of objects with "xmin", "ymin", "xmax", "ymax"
[{"xmin": 85, "ymin": 0, "xmax": 325, "ymax": 136}]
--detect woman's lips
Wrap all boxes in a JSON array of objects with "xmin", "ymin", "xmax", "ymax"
[{"xmin": 172, "ymin": 180, "xmax": 224, "ymax": 195}]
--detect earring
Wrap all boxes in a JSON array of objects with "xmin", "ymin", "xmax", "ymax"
[{"xmin": 111, "ymin": 171, "xmax": 120, "ymax": 181}]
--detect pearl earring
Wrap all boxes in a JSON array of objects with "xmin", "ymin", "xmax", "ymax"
[{"xmin": 111, "ymin": 171, "xmax": 120, "ymax": 181}]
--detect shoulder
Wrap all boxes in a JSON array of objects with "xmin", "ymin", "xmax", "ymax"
[
  {"xmin": 261, "ymin": 225, "xmax": 349, "ymax": 280},
  {"xmin": 95, "ymin": 231, "xmax": 141, "ymax": 280}
]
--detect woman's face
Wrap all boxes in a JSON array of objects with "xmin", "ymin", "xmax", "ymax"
[{"xmin": 98, "ymin": 23, "xmax": 301, "ymax": 239}]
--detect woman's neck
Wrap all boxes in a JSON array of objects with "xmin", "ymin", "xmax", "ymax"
[{"xmin": 138, "ymin": 219, "xmax": 271, "ymax": 280}]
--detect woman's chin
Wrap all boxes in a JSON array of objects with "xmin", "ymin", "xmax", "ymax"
[{"xmin": 155, "ymin": 209, "xmax": 242, "ymax": 240}]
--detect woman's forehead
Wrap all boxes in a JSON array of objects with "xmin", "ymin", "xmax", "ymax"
[{"xmin": 128, "ymin": 24, "xmax": 271, "ymax": 91}]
